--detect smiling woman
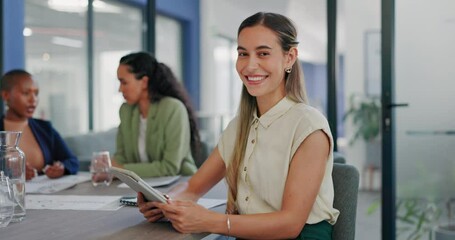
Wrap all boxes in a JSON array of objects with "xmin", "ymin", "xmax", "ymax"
[
  {"xmin": 235, "ymin": 24, "xmax": 297, "ymax": 112},
  {"xmin": 136, "ymin": 12, "xmax": 338, "ymax": 240}
]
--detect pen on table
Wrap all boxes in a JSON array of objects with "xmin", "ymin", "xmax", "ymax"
[{"xmin": 33, "ymin": 168, "xmax": 38, "ymax": 178}]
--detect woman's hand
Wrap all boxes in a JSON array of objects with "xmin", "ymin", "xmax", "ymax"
[
  {"xmin": 110, "ymin": 159, "xmax": 124, "ymax": 168},
  {"xmin": 137, "ymin": 192, "xmax": 165, "ymax": 222},
  {"xmin": 155, "ymin": 199, "xmax": 214, "ymax": 234},
  {"xmin": 44, "ymin": 162, "xmax": 65, "ymax": 179},
  {"xmin": 25, "ymin": 164, "xmax": 36, "ymax": 181}
]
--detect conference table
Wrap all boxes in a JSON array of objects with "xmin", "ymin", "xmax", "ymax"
[{"xmin": 0, "ymin": 174, "xmax": 228, "ymax": 240}]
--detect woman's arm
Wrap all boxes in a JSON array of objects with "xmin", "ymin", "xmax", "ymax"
[
  {"xmin": 49, "ymin": 125, "xmax": 79, "ymax": 175},
  {"xmin": 111, "ymin": 124, "xmax": 125, "ymax": 168},
  {"xmin": 158, "ymin": 130, "xmax": 330, "ymax": 239}
]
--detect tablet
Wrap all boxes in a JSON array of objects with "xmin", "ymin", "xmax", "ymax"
[{"xmin": 110, "ymin": 167, "xmax": 167, "ymax": 203}]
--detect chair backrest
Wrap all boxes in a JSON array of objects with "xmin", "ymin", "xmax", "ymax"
[
  {"xmin": 64, "ymin": 128, "xmax": 118, "ymax": 171},
  {"xmin": 333, "ymin": 151, "xmax": 346, "ymax": 164},
  {"xmin": 332, "ymin": 163, "xmax": 360, "ymax": 240},
  {"xmin": 193, "ymin": 140, "xmax": 211, "ymax": 168}
]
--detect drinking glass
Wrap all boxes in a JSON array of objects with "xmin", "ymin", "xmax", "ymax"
[
  {"xmin": 89, "ymin": 151, "xmax": 113, "ymax": 187},
  {"xmin": 0, "ymin": 171, "xmax": 15, "ymax": 228}
]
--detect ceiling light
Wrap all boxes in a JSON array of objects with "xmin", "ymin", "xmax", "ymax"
[
  {"xmin": 47, "ymin": 0, "xmax": 87, "ymax": 13},
  {"xmin": 51, "ymin": 36, "xmax": 83, "ymax": 48},
  {"xmin": 23, "ymin": 27, "xmax": 33, "ymax": 37},
  {"xmin": 42, "ymin": 53, "xmax": 51, "ymax": 61},
  {"xmin": 47, "ymin": 0, "xmax": 121, "ymax": 13}
]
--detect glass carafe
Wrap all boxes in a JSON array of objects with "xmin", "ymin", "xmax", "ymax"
[
  {"xmin": 0, "ymin": 171, "xmax": 14, "ymax": 227},
  {"xmin": 0, "ymin": 131, "xmax": 26, "ymax": 222}
]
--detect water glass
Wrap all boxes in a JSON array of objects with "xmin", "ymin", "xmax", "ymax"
[
  {"xmin": 89, "ymin": 151, "xmax": 113, "ymax": 187},
  {"xmin": 0, "ymin": 171, "xmax": 15, "ymax": 228}
]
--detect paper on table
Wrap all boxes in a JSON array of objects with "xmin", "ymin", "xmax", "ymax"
[
  {"xmin": 26, "ymin": 195, "xmax": 122, "ymax": 211},
  {"xmin": 197, "ymin": 198, "xmax": 227, "ymax": 209},
  {"xmin": 117, "ymin": 175, "xmax": 181, "ymax": 188},
  {"xmin": 26, "ymin": 172, "xmax": 91, "ymax": 194}
]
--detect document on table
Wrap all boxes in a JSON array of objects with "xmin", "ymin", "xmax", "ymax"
[
  {"xmin": 197, "ymin": 198, "xmax": 227, "ymax": 209},
  {"xmin": 117, "ymin": 175, "xmax": 181, "ymax": 188},
  {"xmin": 26, "ymin": 172, "xmax": 91, "ymax": 194},
  {"xmin": 26, "ymin": 195, "xmax": 122, "ymax": 211}
]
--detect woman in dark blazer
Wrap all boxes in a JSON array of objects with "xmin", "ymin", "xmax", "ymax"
[{"xmin": 1, "ymin": 69, "xmax": 78, "ymax": 180}]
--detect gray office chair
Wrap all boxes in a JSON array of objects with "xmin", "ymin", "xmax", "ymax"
[
  {"xmin": 193, "ymin": 140, "xmax": 211, "ymax": 168},
  {"xmin": 333, "ymin": 151, "xmax": 346, "ymax": 164},
  {"xmin": 332, "ymin": 162, "xmax": 360, "ymax": 240}
]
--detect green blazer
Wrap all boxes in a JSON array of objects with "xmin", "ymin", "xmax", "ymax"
[{"xmin": 114, "ymin": 97, "xmax": 197, "ymax": 177}]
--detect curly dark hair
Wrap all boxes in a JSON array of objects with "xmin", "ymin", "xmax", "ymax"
[{"xmin": 119, "ymin": 52, "xmax": 201, "ymax": 161}]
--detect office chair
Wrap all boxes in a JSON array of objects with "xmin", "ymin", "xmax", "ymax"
[
  {"xmin": 332, "ymin": 162, "xmax": 360, "ymax": 240},
  {"xmin": 333, "ymin": 151, "xmax": 346, "ymax": 164},
  {"xmin": 194, "ymin": 140, "xmax": 211, "ymax": 168}
]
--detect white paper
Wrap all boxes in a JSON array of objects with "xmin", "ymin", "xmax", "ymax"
[
  {"xmin": 26, "ymin": 172, "xmax": 91, "ymax": 194},
  {"xmin": 117, "ymin": 175, "xmax": 181, "ymax": 188},
  {"xmin": 26, "ymin": 195, "xmax": 122, "ymax": 211},
  {"xmin": 197, "ymin": 198, "xmax": 227, "ymax": 209}
]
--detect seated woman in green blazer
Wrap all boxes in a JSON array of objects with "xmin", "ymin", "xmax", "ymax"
[{"xmin": 112, "ymin": 52, "xmax": 199, "ymax": 177}]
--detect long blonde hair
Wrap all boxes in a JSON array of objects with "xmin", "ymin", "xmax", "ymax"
[{"xmin": 225, "ymin": 12, "xmax": 309, "ymax": 214}]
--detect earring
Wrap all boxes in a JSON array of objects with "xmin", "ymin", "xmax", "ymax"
[{"xmin": 285, "ymin": 67, "xmax": 292, "ymax": 73}]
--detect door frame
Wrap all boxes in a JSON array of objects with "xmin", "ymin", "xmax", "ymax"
[{"xmin": 381, "ymin": 0, "xmax": 396, "ymax": 239}]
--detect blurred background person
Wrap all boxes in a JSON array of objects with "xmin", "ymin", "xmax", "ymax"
[
  {"xmin": 112, "ymin": 52, "xmax": 200, "ymax": 177},
  {"xmin": 0, "ymin": 69, "xmax": 79, "ymax": 180}
]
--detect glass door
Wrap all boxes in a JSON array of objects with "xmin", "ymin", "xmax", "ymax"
[{"xmin": 394, "ymin": 0, "xmax": 455, "ymax": 239}]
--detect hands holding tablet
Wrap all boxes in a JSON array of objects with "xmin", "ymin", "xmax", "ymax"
[
  {"xmin": 112, "ymin": 166, "xmax": 216, "ymax": 232},
  {"xmin": 137, "ymin": 192, "xmax": 167, "ymax": 222},
  {"xmin": 137, "ymin": 191, "xmax": 213, "ymax": 234}
]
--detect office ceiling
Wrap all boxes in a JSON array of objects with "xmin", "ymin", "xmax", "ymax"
[{"xmin": 24, "ymin": 0, "xmax": 344, "ymax": 63}]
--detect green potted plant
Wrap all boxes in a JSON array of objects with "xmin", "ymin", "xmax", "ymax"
[
  {"xmin": 343, "ymin": 93, "xmax": 381, "ymax": 191},
  {"xmin": 343, "ymin": 93, "xmax": 381, "ymax": 145}
]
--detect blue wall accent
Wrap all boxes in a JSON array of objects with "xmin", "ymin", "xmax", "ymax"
[
  {"xmin": 156, "ymin": 0, "xmax": 200, "ymax": 109},
  {"xmin": 302, "ymin": 62, "xmax": 327, "ymax": 115},
  {"xmin": 2, "ymin": 0, "xmax": 25, "ymax": 72},
  {"xmin": 302, "ymin": 57, "xmax": 346, "ymax": 138}
]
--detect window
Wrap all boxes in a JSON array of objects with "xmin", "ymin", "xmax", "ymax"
[
  {"xmin": 93, "ymin": 2, "xmax": 143, "ymax": 131},
  {"xmin": 198, "ymin": 36, "xmax": 239, "ymax": 148},
  {"xmin": 156, "ymin": 15, "xmax": 183, "ymax": 82},
  {"xmin": 25, "ymin": 0, "xmax": 89, "ymax": 135},
  {"xmin": 24, "ymin": 0, "xmax": 144, "ymax": 134}
]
